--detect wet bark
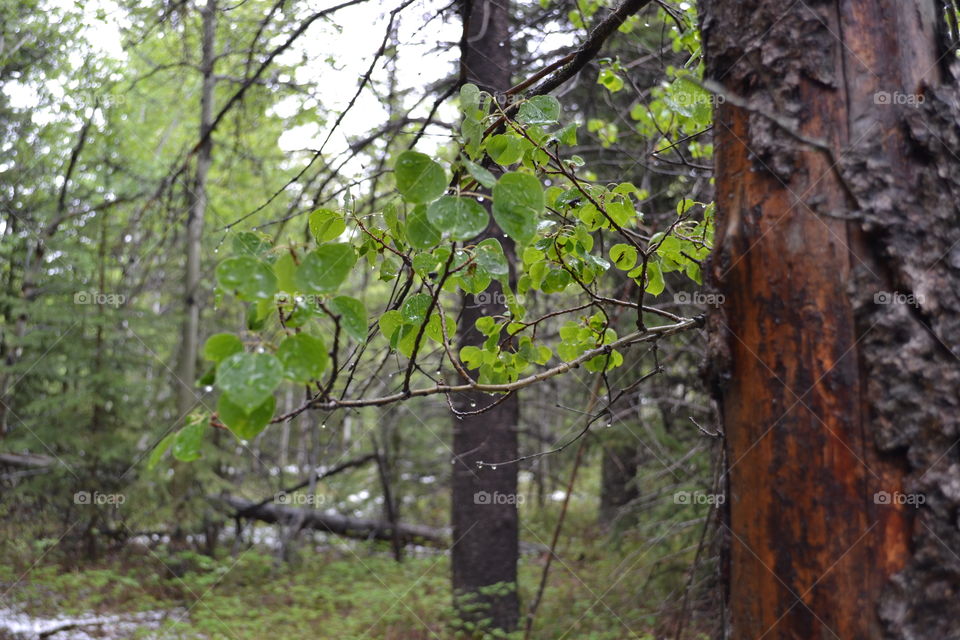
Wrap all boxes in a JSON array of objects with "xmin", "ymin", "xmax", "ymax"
[
  {"xmin": 450, "ymin": 0, "xmax": 520, "ymax": 633},
  {"xmin": 700, "ymin": 0, "xmax": 960, "ymax": 637}
]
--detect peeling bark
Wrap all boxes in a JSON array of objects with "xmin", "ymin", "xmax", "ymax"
[{"xmin": 701, "ymin": 0, "xmax": 960, "ymax": 637}]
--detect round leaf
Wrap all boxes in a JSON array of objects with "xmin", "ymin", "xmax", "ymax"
[
  {"xmin": 294, "ymin": 243, "xmax": 356, "ymax": 294},
  {"xmin": 487, "ymin": 135, "xmax": 524, "ymax": 166},
  {"xmin": 217, "ymin": 352, "xmax": 284, "ymax": 413},
  {"xmin": 277, "ymin": 333, "xmax": 328, "ymax": 383},
  {"xmin": 329, "ymin": 296, "xmax": 367, "ymax": 343},
  {"xmin": 474, "ymin": 238, "xmax": 509, "ymax": 276},
  {"xmin": 518, "ymin": 95, "xmax": 561, "ymax": 126},
  {"xmin": 216, "ymin": 256, "xmax": 277, "ymax": 301},
  {"xmin": 203, "ymin": 333, "xmax": 243, "ymax": 363},
  {"xmin": 309, "ymin": 209, "xmax": 347, "ymax": 242},
  {"xmin": 610, "ymin": 243, "xmax": 638, "ymax": 270},
  {"xmin": 402, "ymin": 293, "xmax": 433, "ymax": 324},
  {"xmin": 492, "ymin": 172, "xmax": 544, "ymax": 244},
  {"xmin": 426, "ymin": 196, "xmax": 489, "ymax": 241},
  {"xmin": 395, "ymin": 151, "xmax": 446, "ymax": 204},
  {"xmin": 406, "ymin": 205, "xmax": 441, "ymax": 250},
  {"xmin": 218, "ymin": 394, "xmax": 275, "ymax": 441}
]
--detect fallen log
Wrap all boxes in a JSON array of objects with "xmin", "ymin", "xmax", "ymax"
[
  {"xmin": 0, "ymin": 452, "xmax": 55, "ymax": 468},
  {"xmin": 220, "ymin": 495, "xmax": 448, "ymax": 548}
]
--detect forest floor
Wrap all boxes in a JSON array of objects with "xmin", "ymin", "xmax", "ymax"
[{"xmin": 0, "ymin": 507, "xmax": 707, "ymax": 640}]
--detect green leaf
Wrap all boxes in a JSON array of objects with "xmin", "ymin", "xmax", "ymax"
[
  {"xmin": 276, "ymin": 333, "xmax": 328, "ymax": 383},
  {"xmin": 203, "ymin": 333, "xmax": 243, "ymax": 363},
  {"xmin": 232, "ymin": 231, "xmax": 270, "ymax": 257},
  {"xmin": 217, "ymin": 352, "xmax": 284, "ymax": 412},
  {"xmin": 406, "ymin": 205, "xmax": 442, "ymax": 250},
  {"xmin": 460, "ymin": 83, "xmax": 481, "ymax": 114},
  {"xmin": 462, "ymin": 158, "xmax": 497, "ymax": 189},
  {"xmin": 518, "ymin": 95, "xmax": 561, "ymax": 125},
  {"xmin": 147, "ymin": 432, "xmax": 177, "ymax": 470},
  {"xmin": 395, "ymin": 151, "xmax": 447, "ymax": 204},
  {"xmin": 460, "ymin": 345, "xmax": 484, "ymax": 369},
  {"xmin": 402, "ymin": 293, "xmax": 433, "ymax": 324},
  {"xmin": 598, "ymin": 68, "xmax": 624, "ymax": 93},
  {"xmin": 329, "ymin": 296, "xmax": 367, "ymax": 342},
  {"xmin": 487, "ymin": 135, "xmax": 524, "ymax": 166},
  {"xmin": 610, "ymin": 243, "xmax": 638, "ymax": 270},
  {"xmin": 309, "ymin": 209, "xmax": 347, "ymax": 242},
  {"xmin": 216, "ymin": 256, "xmax": 277, "ymax": 301},
  {"xmin": 218, "ymin": 394, "xmax": 275, "ymax": 441},
  {"xmin": 644, "ymin": 261, "xmax": 665, "ymax": 296},
  {"xmin": 379, "ymin": 309, "xmax": 404, "ymax": 344},
  {"xmin": 426, "ymin": 196, "xmax": 489, "ymax": 241},
  {"xmin": 294, "ymin": 243, "xmax": 356, "ymax": 294},
  {"xmin": 474, "ymin": 238, "xmax": 509, "ymax": 276},
  {"xmin": 172, "ymin": 414, "xmax": 205, "ymax": 462},
  {"xmin": 273, "ymin": 253, "xmax": 297, "ymax": 292},
  {"xmin": 492, "ymin": 172, "xmax": 543, "ymax": 244},
  {"xmin": 558, "ymin": 122, "xmax": 578, "ymax": 146}
]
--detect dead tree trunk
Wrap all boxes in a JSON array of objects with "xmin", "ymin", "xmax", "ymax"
[
  {"xmin": 451, "ymin": 0, "xmax": 519, "ymax": 633},
  {"xmin": 701, "ymin": 0, "xmax": 960, "ymax": 637}
]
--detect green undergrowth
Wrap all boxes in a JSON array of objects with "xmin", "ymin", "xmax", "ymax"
[{"xmin": 0, "ymin": 502, "xmax": 710, "ymax": 640}]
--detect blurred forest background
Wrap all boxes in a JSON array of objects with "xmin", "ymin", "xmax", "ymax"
[{"xmin": 0, "ymin": 0, "xmax": 722, "ymax": 637}]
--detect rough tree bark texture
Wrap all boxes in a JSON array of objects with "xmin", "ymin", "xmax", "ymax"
[
  {"xmin": 701, "ymin": 0, "xmax": 960, "ymax": 637},
  {"xmin": 451, "ymin": 0, "xmax": 519, "ymax": 632}
]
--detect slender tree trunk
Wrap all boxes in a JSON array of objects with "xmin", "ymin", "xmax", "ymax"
[
  {"xmin": 701, "ymin": 0, "xmax": 960, "ymax": 637},
  {"xmin": 171, "ymin": 0, "xmax": 217, "ymax": 547},
  {"xmin": 177, "ymin": 0, "xmax": 216, "ymax": 421},
  {"xmin": 451, "ymin": 0, "xmax": 519, "ymax": 632},
  {"xmin": 598, "ymin": 441, "xmax": 638, "ymax": 526}
]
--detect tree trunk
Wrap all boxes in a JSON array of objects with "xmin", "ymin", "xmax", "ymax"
[
  {"xmin": 598, "ymin": 441, "xmax": 638, "ymax": 527},
  {"xmin": 701, "ymin": 0, "xmax": 960, "ymax": 637},
  {"xmin": 176, "ymin": 0, "xmax": 216, "ymax": 421},
  {"xmin": 171, "ymin": 0, "xmax": 217, "ymax": 547},
  {"xmin": 451, "ymin": 0, "xmax": 519, "ymax": 633}
]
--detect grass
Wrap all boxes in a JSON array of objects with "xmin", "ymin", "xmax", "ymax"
[{"xmin": 0, "ymin": 500, "xmax": 712, "ymax": 639}]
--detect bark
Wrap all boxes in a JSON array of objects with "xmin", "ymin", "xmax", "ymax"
[
  {"xmin": 0, "ymin": 452, "xmax": 55, "ymax": 468},
  {"xmin": 171, "ymin": 0, "xmax": 217, "ymax": 548},
  {"xmin": 451, "ymin": 0, "xmax": 519, "ymax": 633},
  {"xmin": 221, "ymin": 496, "xmax": 448, "ymax": 547},
  {"xmin": 176, "ymin": 0, "xmax": 216, "ymax": 421},
  {"xmin": 700, "ymin": 0, "xmax": 960, "ymax": 637},
  {"xmin": 598, "ymin": 441, "xmax": 639, "ymax": 526}
]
